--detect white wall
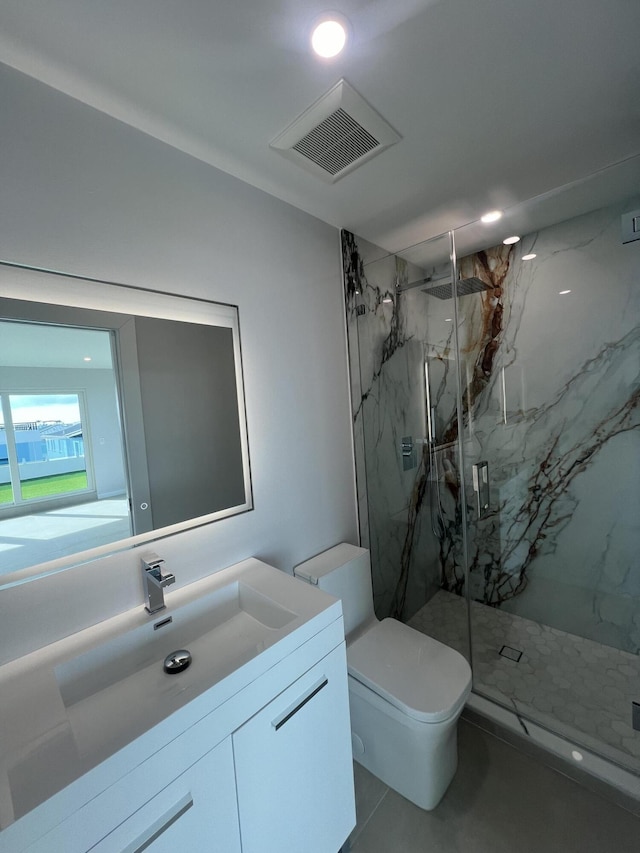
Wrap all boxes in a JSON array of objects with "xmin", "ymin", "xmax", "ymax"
[{"xmin": 0, "ymin": 63, "xmax": 357, "ymax": 662}]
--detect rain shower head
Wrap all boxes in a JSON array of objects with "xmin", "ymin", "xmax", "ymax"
[
  {"xmin": 396, "ymin": 274, "xmax": 491, "ymax": 299},
  {"xmin": 421, "ymin": 276, "xmax": 490, "ymax": 300}
]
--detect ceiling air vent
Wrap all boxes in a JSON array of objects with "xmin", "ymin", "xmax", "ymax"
[{"xmin": 270, "ymin": 79, "xmax": 401, "ymax": 183}]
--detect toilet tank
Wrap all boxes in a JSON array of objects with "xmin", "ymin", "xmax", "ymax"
[{"xmin": 294, "ymin": 543, "xmax": 375, "ymax": 638}]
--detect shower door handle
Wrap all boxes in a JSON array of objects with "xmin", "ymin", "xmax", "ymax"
[{"xmin": 472, "ymin": 461, "xmax": 490, "ymax": 518}]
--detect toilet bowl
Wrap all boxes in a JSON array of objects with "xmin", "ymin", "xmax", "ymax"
[{"xmin": 294, "ymin": 543, "xmax": 471, "ymax": 810}]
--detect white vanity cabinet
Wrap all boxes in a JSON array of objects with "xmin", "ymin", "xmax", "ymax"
[{"xmin": 1, "ymin": 588, "xmax": 355, "ymax": 853}]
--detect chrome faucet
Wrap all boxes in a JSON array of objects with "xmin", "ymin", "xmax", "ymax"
[{"xmin": 141, "ymin": 552, "xmax": 175, "ymax": 614}]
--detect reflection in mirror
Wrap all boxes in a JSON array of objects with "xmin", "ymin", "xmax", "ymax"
[
  {"xmin": 0, "ymin": 265, "xmax": 252, "ymax": 583},
  {"xmin": 0, "ymin": 320, "xmax": 130, "ymax": 574}
]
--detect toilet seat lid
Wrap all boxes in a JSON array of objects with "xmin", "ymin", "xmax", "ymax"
[{"xmin": 347, "ymin": 618, "xmax": 472, "ymax": 723}]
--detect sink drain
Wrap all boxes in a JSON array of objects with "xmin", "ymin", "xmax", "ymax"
[{"xmin": 163, "ymin": 649, "xmax": 192, "ymax": 674}]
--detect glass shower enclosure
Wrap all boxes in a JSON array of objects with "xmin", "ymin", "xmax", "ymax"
[{"xmin": 342, "ymin": 157, "xmax": 640, "ymax": 784}]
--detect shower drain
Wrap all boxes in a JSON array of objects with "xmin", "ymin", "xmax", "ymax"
[{"xmin": 499, "ymin": 645, "xmax": 523, "ymax": 663}]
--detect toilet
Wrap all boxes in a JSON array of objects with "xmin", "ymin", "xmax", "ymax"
[{"xmin": 294, "ymin": 543, "xmax": 471, "ymax": 811}]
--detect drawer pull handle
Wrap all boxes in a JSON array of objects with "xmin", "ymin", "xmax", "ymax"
[
  {"xmin": 125, "ymin": 793, "xmax": 193, "ymax": 853},
  {"xmin": 273, "ymin": 677, "xmax": 328, "ymax": 731}
]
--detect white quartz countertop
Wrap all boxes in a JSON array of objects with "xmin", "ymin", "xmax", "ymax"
[{"xmin": 0, "ymin": 559, "xmax": 341, "ymax": 832}]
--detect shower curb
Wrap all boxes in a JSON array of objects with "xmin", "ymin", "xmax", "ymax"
[{"xmin": 463, "ymin": 695, "xmax": 640, "ymax": 817}]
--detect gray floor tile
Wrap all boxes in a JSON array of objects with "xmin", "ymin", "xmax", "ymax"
[
  {"xmin": 349, "ymin": 761, "xmax": 389, "ymax": 845},
  {"xmin": 350, "ymin": 721, "xmax": 640, "ymax": 853}
]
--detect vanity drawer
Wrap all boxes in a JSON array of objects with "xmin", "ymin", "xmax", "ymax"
[
  {"xmin": 25, "ymin": 736, "xmax": 239, "ymax": 853},
  {"xmin": 91, "ymin": 736, "xmax": 239, "ymax": 853}
]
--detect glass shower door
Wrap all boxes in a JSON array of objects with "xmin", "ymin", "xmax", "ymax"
[{"xmin": 453, "ymin": 173, "xmax": 640, "ymax": 773}]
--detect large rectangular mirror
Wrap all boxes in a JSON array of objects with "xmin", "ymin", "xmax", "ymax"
[{"xmin": 0, "ymin": 263, "xmax": 252, "ymax": 584}]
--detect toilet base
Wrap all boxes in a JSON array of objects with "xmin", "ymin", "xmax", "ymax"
[{"xmin": 349, "ymin": 677, "xmax": 461, "ymax": 811}]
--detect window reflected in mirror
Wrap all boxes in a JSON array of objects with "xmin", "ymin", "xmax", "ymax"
[{"xmin": 0, "ymin": 320, "xmax": 131, "ymax": 575}]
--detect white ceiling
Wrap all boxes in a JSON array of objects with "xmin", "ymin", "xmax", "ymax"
[{"xmin": 0, "ymin": 0, "xmax": 638, "ymax": 256}]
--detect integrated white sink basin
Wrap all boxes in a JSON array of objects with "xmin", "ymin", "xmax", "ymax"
[
  {"xmin": 47, "ymin": 565, "xmax": 307, "ymax": 760},
  {"xmin": 55, "ymin": 580, "xmax": 296, "ymax": 709}
]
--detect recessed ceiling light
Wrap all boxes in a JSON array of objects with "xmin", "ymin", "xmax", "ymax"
[
  {"xmin": 311, "ymin": 17, "xmax": 348, "ymax": 58},
  {"xmin": 445, "ymin": 318, "xmax": 453, "ymax": 322},
  {"xmin": 83, "ymin": 356, "xmax": 92, "ymax": 362},
  {"xmin": 503, "ymin": 235, "xmax": 521, "ymax": 245},
  {"xmin": 521, "ymin": 253, "xmax": 537, "ymax": 261},
  {"xmin": 481, "ymin": 210, "xmax": 503, "ymax": 224},
  {"xmin": 559, "ymin": 289, "xmax": 572, "ymax": 295},
  {"xmin": 571, "ymin": 750, "xmax": 584, "ymax": 762}
]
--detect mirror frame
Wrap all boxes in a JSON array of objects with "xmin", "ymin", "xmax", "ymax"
[{"xmin": 0, "ymin": 261, "xmax": 253, "ymax": 587}]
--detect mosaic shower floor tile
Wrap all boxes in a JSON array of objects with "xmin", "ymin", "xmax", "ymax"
[{"xmin": 409, "ymin": 590, "xmax": 640, "ymax": 774}]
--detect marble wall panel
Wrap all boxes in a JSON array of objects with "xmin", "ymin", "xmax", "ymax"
[
  {"xmin": 341, "ymin": 230, "xmax": 452, "ymax": 620},
  {"xmin": 451, "ymin": 199, "xmax": 640, "ymax": 652}
]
